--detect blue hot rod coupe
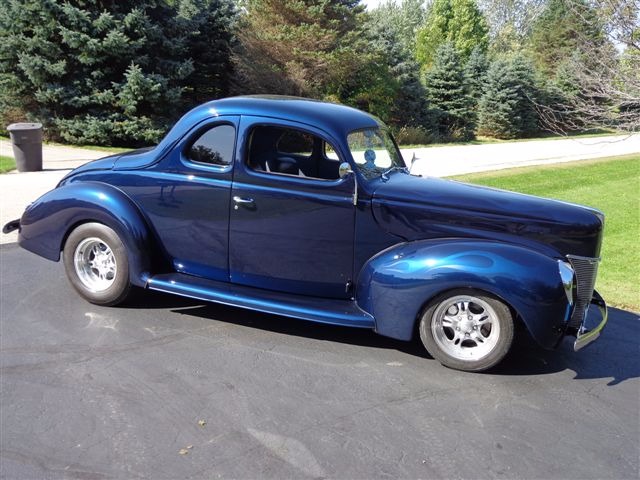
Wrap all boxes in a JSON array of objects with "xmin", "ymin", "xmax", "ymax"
[{"xmin": 3, "ymin": 96, "xmax": 608, "ymax": 371}]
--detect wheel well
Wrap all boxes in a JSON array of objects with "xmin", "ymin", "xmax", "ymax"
[
  {"xmin": 411, "ymin": 286, "xmax": 523, "ymax": 341},
  {"xmin": 60, "ymin": 220, "xmax": 98, "ymax": 255},
  {"xmin": 59, "ymin": 218, "xmax": 170, "ymax": 285}
]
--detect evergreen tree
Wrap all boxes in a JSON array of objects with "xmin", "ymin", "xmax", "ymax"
[
  {"xmin": 366, "ymin": 17, "xmax": 431, "ymax": 130},
  {"xmin": 0, "ymin": 0, "xmax": 237, "ymax": 146},
  {"xmin": 232, "ymin": 0, "xmax": 397, "ymax": 119},
  {"xmin": 424, "ymin": 43, "xmax": 475, "ymax": 140},
  {"xmin": 477, "ymin": 59, "xmax": 518, "ymax": 138},
  {"xmin": 416, "ymin": 0, "xmax": 489, "ymax": 71},
  {"xmin": 509, "ymin": 54, "xmax": 539, "ymax": 135},
  {"xmin": 233, "ymin": 0, "xmax": 362, "ymax": 97},
  {"xmin": 477, "ymin": 55, "xmax": 539, "ymax": 139},
  {"xmin": 464, "ymin": 46, "xmax": 489, "ymax": 106}
]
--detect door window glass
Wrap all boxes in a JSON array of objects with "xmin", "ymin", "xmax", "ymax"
[
  {"xmin": 277, "ymin": 130, "xmax": 313, "ymax": 158},
  {"xmin": 324, "ymin": 142, "xmax": 340, "ymax": 160},
  {"xmin": 247, "ymin": 125, "xmax": 341, "ymax": 180},
  {"xmin": 187, "ymin": 124, "xmax": 235, "ymax": 166}
]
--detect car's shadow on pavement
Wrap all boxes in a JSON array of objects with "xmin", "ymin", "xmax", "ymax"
[
  {"xmin": 126, "ymin": 290, "xmax": 639, "ymax": 384},
  {"xmin": 493, "ymin": 307, "xmax": 639, "ymax": 385}
]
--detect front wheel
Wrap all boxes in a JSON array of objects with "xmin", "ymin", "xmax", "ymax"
[
  {"xmin": 419, "ymin": 289, "xmax": 514, "ymax": 372},
  {"xmin": 63, "ymin": 222, "xmax": 131, "ymax": 306}
]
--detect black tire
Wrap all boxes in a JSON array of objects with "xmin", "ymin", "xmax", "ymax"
[
  {"xmin": 419, "ymin": 289, "xmax": 514, "ymax": 372},
  {"xmin": 63, "ymin": 222, "xmax": 131, "ymax": 306}
]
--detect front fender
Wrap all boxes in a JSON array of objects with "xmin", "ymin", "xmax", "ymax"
[
  {"xmin": 356, "ymin": 239, "xmax": 569, "ymax": 348},
  {"xmin": 19, "ymin": 181, "xmax": 156, "ymax": 287}
]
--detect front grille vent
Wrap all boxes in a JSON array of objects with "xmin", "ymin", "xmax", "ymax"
[{"xmin": 567, "ymin": 255, "xmax": 600, "ymax": 329}]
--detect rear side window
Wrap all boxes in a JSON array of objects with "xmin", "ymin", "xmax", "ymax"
[{"xmin": 187, "ymin": 124, "xmax": 235, "ymax": 166}]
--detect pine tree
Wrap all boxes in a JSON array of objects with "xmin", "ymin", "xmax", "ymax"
[
  {"xmin": 366, "ymin": 18, "xmax": 431, "ymax": 130},
  {"xmin": 477, "ymin": 55, "xmax": 540, "ymax": 139},
  {"xmin": 477, "ymin": 59, "xmax": 519, "ymax": 139},
  {"xmin": 416, "ymin": 0, "xmax": 489, "ymax": 71},
  {"xmin": 424, "ymin": 43, "xmax": 475, "ymax": 141},
  {"xmin": 509, "ymin": 54, "xmax": 539, "ymax": 136},
  {"xmin": 0, "ymin": 0, "xmax": 237, "ymax": 146},
  {"xmin": 233, "ymin": 0, "xmax": 365, "ymax": 97},
  {"xmin": 232, "ymin": 0, "xmax": 398, "ymax": 119},
  {"xmin": 464, "ymin": 46, "xmax": 489, "ymax": 106}
]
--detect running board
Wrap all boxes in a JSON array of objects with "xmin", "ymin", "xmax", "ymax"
[{"xmin": 146, "ymin": 273, "xmax": 375, "ymax": 329}]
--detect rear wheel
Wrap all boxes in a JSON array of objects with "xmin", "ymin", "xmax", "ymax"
[
  {"xmin": 419, "ymin": 289, "xmax": 514, "ymax": 372},
  {"xmin": 63, "ymin": 223, "xmax": 131, "ymax": 306}
]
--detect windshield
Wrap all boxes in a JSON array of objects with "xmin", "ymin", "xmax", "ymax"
[{"xmin": 347, "ymin": 127, "xmax": 406, "ymax": 180}]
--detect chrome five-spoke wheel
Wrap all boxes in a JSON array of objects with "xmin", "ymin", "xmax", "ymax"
[
  {"xmin": 63, "ymin": 223, "xmax": 131, "ymax": 306},
  {"xmin": 419, "ymin": 289, "xmax": 514, "ymax": 372}
]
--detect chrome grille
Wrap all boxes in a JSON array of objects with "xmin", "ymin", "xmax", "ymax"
[{"xmin": 567, "ymin": 255, "xmax": 600, "ymax": 328}]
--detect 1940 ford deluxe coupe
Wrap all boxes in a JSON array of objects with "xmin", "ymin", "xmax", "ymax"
[{"xmin": 3, "ymin": 96, "xmax": 608, "ymax": 371}]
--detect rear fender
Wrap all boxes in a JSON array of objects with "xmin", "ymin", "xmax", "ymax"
[
  {"xmin": 356, "ymin": 239, "xmax": 569, "ymax": 348},
  {"xmin": 18, "ymin": 182, "xmax": 156, "ymax": 287}
]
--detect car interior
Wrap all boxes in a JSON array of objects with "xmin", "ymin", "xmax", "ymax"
[{"xmin": 247, "ymin": 125, "xmax": 341, "ymax": 180}]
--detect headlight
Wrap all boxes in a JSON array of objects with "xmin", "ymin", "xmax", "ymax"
[{"xmin": 557, "ymin": 260, "xmax": 575, "ymax": 305}]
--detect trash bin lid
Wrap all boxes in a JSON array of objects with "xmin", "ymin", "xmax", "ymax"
[{"xmin": 7, "ymin": 122, "xmax": 43, "ymax": 131}]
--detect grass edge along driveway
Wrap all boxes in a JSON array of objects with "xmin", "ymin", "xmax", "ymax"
[
  {"xmin": 452, "ymin": 154, "xmax": 640, "ymax": 311},
  {"xmin": 0, "ymin": 155, "xmax": 16, "ymax": 173}
]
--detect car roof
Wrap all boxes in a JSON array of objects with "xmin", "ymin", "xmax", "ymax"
[{"xmin": 175, "ymin": 95, "xmax": 382, "ymax": 141}]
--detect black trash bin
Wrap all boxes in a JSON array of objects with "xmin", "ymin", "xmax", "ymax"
[{"xmin": 7, "ymin": 122, "xmax": 43, "ymax": 172}]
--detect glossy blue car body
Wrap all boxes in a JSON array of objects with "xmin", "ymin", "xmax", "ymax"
[{"xmin": 11, "ymin": 96, "xmax": 607, "ymax": 354}]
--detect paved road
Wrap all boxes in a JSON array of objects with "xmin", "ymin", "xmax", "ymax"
[
  {"xmin": 408, "ymin": 134, "xmax": 640, "ymax": 177},
  {"xmin": 0, "ymin": 139, "xmax": 105, "ymax": 168},
  {"xmin": 0, "ymin": 140, "xmax": 107, "ymax": 245},
  {"xmin": 1, "ymin": 244, "xmax": 638, "ymax": 479}
]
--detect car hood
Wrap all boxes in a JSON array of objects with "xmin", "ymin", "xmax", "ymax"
[{"xmin": 371, "ymin": 173, "xmax": 604, "ymax": 258}]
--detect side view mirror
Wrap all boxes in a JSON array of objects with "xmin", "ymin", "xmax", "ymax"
[{"xmin": 338, "ymin": 162, "xmax": 353, "ymax": 179}]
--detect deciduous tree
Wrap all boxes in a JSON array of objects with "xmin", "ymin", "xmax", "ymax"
[{"xmin": 416, "ymin": 0, "xmax": 489, "ymax": 70}]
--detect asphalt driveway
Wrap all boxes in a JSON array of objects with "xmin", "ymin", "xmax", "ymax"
[{"xmin": 1, "ymin": 244, "xmax": 639, "ymax": 479}]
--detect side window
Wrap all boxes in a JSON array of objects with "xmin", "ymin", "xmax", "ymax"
[
  {"xmin": 247, "ymin": 125, "xmax": 341, "ymax": 180},
  {"xmin": 277, "ymin": 130, "xmax": 313, "ymax": 158},
  {"xmin": 324, "ymin": 142, "xmax": 340, "ymax": 161},
  {"xmin": 186, "ymin": 124, "xmax": 235, "ymax": 167}
]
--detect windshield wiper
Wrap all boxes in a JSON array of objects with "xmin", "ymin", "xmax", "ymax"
[{"xmin": 381, "ymin": 165, "xmax": 409, "ymax": 182}]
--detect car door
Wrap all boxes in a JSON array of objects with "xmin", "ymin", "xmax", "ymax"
[
  {"xmin": 229, "ymin": 116, "xmax": 356, "ymax": 299},
  {"xmin": 118, "ymin": 116, "xmax": 238, "ymax": 281}
]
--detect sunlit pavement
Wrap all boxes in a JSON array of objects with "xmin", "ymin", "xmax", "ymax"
[{"xmin": 407, "ymin": 133, "xmax": 640, "ymax": 177}]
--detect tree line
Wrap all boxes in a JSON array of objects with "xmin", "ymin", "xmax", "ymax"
[{"xmin": 1, "ymin": 0, "xmax": 637, "ymax": 146}]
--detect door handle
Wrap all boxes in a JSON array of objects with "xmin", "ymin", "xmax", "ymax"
[{"xmin": 233, "ymin": 196, "xmax": 256, "ymax": 210}]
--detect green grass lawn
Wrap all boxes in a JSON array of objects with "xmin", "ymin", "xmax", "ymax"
[
  {"xmin": 452, "ymin": 154, "xmax": 640, "ymax": 311},
  {"xmin": 0, "ymin": 155, "xmax": 16, "ymax": 173}
]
